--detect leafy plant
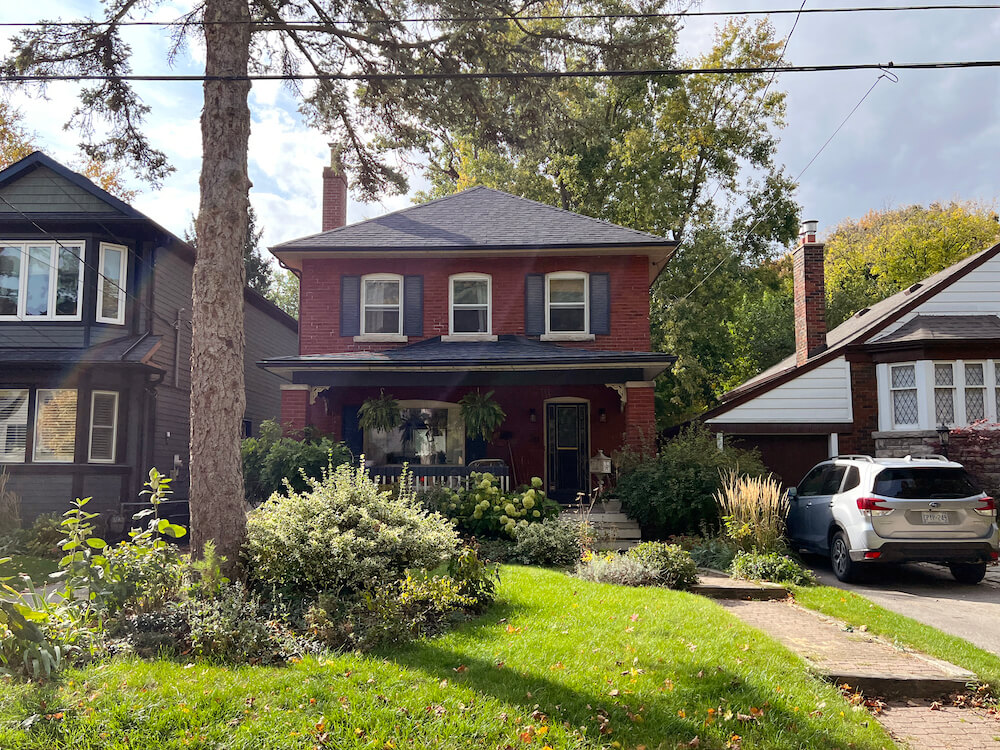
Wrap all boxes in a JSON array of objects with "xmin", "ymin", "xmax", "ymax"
[
  {"xmin": 421, "ymin": 474, "xmax": 560, "ymax": 538},
  {"xmin": 627, "ymin": 542, "xmax": 699, "ymax": 590},
  {"xmin": 459, "ymin": 390, "xmax": 506, "ymax": 440},
  {"xmin": 242, "ymin": 419, "xmax": 352, "ymax": 505},
  {"xmin": 358, "ymin": 391, "xmax": 403, "ymax": 434},
  {"xmin": 715, "ymin": 471, "xmax": 788, "ymax": 554},
  {"xmin": 0, "ymin": 567, "xmax": 66, "ymax": 678},
  {"xmin": 184, "ymin": 581, "xmax": 293, "ymax": 664},
  {"xmin": 54, "ymin": 497, "xmax": 111, "ymax": 624},
  {"xmin": 575, "ymin": 552, "xmax": 660, "ymax": 587},
  {"xmin": 730, "ymin": 551, "xmax": 816, "ymax": 585},
  {"xmin": 617, "ymin": 425, "xmax": 767, "ymax": 538},
  {"xmin": 508, "ymin": 517, "xmax": 590, "ymax": 567},
  {"xmin": 669, "ymin": 534, "xmax": 739, "ymax": 571},
  {"xmin": 24, "ymin": 513, "xmax": 63, "ymax": 559},
  {"xmin": 447, "ymin": 546, "xmax": 499, "ymax": 611},
  {"xmin": 243, "ymin": 462, "xmax": 459, "ymax": 600}
]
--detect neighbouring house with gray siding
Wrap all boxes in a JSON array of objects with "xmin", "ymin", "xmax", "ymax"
[{"xmin": 0, "ymin": 152, "xmax": 297, "ymax": 525}]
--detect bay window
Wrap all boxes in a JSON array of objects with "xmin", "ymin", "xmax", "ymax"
[
  {"xmin": 89, "ymin": 391, "xmax": 119, "ymax": 463},
  {"xmin": 933, "ymin": 363, "xmax": 955, "ymax": 425},
  {"xmin": 33, "ymin": 389, "xmax": 77, "ymax": 463},
  {"xmin": 0, "ymin": 241, "xmax": 84, "ymax": 321},
  {"xmin": 889, "ymin": 364, "xmax": 918, "ymax": 428},
  {"xmin": 0, "ymin": 389, "xmax": 28, "ymax": 462},
  {"xmin": 880, "ymin": 359, "xmax": 1000, "ymax": 430}
]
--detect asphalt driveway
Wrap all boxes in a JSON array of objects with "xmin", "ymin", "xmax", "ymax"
[{"xmin": 808, "ymin": 558, "xmax": 1000, "ymax": 656}]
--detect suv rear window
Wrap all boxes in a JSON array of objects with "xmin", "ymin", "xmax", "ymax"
[{"xmin": 873, "ymin": 467, "xmax": 982, "ymax": 499}]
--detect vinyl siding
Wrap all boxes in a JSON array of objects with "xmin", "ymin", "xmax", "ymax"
[
  {"xmin": 706, "ymin": 356, "xmax": 853, "ymax": 424},
  {"xmin": 872, "ymin": 253, "xmax": 1000, "ymax": 341},
  {"xmin": 0, "ymin": 167, "xmax": 118, "ymax": 214},
  {"xmin": 244, "ymin": 298, "xmax": 297, "ymax": 435}
]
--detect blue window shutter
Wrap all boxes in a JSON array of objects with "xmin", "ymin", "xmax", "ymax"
[
  {"xmin": 403, "ymin": 275, "xmax": 423, "ymax": 336},
  {"xmin": 589, "ymin": 272, "xmax": 611, "ymax": 335},
  {"xmin": 525, "ymin": 274, "xmax": 545, "ymax": 336},
  {"xmin": 340, "ymin": 275, "xmax": 361, "ymax": 336}
]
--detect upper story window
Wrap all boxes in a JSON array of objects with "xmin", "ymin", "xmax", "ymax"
[
  {"xmin": 450, "ymin": 274, "xmax": 491, "ymax": 335},
  {"xmin": 97, "ymin": 243, "xmax": 127, "ymax": 325},
  {"xmin": 545, "ymin": 271, "xmax": 588, "ymax": 334},
  {"xmin": 0, "ymin": 241, "xmax": 84, "ymax": 321},
  {"xmin": 361, "ymin": 274, "xmax": 402, "ymax": 335}
]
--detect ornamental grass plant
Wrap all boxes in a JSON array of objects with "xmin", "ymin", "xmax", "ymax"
[{"xmin": 715, "ymin": 470, "xmax": 788, "ymax": 554}]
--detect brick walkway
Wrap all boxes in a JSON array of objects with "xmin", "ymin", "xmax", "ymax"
[
  {"xmin": 878, "ymin": 702, "xmax": 1000, "ymax": 749},
  {"xmin": 719, "ymin": 598, "xmax": 1000, "ymax": 748},
  {"xmin": 720, "ymin": 599, "xmax": 965, "ymax": 679}
]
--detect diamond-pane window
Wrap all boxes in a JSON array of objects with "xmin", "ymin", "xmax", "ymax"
[
  {"xmin": 966, "ymin": 363, "xmax": 985, "ymax": 386},
  {"xmin": 892, "ymin": 365, "xmax": 916, "ymax": 388},
  {"xmin": 893, "ymin": 390, "xmax": 919, "ymax": 426},
  {"xmin": 935, "ymin": 388, "xmax": 955, "ymax": 424},
  {"xmin": 934, "ymin": 363, "xmax": 954, "ymax": 386},
  {"xmin": 966, "ymin": 389, "xmax": 986, "ymax": 422}
]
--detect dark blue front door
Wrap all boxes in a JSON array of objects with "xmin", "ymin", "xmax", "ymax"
[{"xmin": 546, "ymin": 402, "xmax": 589, "ymax": 503}]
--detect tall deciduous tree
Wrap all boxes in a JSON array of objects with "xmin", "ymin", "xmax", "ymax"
[{"xmin": 4, "ymin": 0, "xmax": 677, "ymax": 562}]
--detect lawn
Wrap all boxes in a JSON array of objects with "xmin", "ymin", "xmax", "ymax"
[
  {"xmin": 0, "ymin": 555, "xmax": 58, "ymax": 583},
  {"xmin": 0, "ymin": 566, "xmax": 894, "ymax": 749},
  {"xmin": 794, "ymin": 584, "xmax": 1000, "ymax": 695}
]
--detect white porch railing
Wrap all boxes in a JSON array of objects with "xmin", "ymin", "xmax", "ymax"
[{"xmin": 370, "ymin": 464, "xmax": 511, "ymax": 492}]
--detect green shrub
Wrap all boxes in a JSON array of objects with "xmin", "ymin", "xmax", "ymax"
[
  {"xmin": 475, "ymin": 538, "xmax": 514, "ymax": 563},
  {"xmin": 682, "ymin": 536, "xmax": 739, "ymax": 570},
  {"xmin": 0, "ymin": 468, "xmax": 21, "ymax": 535},
  {"xmin": 447, "ymin": 547, "xmax": 499, "ymax": 612},
  {"xmin": 617, "ymin": 425, "xmax": 767, "ymax": 538},
  {"xmin": 243, "ymin": 463, "xmax": 460, "ymax": 600},
  {"xmin": 242, "ymin": 419, "xmax": 352, "ymax": 505},
  {"xmin": 729, "ymin": 551, "xmax": 816, "ymax": 585},
  {"xmin": 626, "ymin": 542, "xmax": 699, "ymax": 590},
  {"xmin": 574, "ymin": 552, "xmax": 660, "ymax": 587},
  {"xmin": 508, "ymin": 517, "xmax": 589, "ymax": 567},
  {"xmin": 184, "ymin": 582, "xmax": 294, "ymax": 664},
  {"xmin": 716, "ymin": 471, "xmax": 788, "ymax": 554},
  {"xmin": 420, "ymin": 474, "xmax": 561, "ymax": 538},
  {"xmin": 24, "ymin": 513, "xmax": 63, "ymax": 559}
]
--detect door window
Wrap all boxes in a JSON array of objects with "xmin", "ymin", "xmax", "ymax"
[{"xmin": 797, "ymin": 465, "xmax": 830, "ymax": 496}]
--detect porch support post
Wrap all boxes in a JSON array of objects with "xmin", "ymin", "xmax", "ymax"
[
  {"xmin": 623, "ymin": 381, "xmax": 656, "ymax": 453},
  {"xmin": 280, "ymin": 384, "xmax": 311, "ymax": 435}
]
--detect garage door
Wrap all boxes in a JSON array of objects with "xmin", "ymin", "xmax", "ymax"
[{"xmin": 728, "ymin": 434, "xmax": 831, "ymax": 488}]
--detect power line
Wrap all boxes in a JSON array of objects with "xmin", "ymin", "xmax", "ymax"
[
  {"xmin": 2, "ymin": 4, "xmax": 1000, "ymax": 26},
  {"xmin": 677, "ymin": 69, "xmax": 896, "ymax": 302},
  {"xmin": 4, "ymin": 59, "xmax": 1000, "ymax": 83}
]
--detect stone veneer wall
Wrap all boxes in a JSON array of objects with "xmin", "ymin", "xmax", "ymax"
[{"xmin": 873, "ymin": 429, "xmax": 1000, "ymax": 495}]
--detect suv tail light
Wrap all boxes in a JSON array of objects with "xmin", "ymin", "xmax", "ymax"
[
  {"xmin": 857, "ymin": 497, "xmax": 895, "ymax": 517},
  {"xmin": 975, "ymin": 497, "xmax": 996, "ymax": 517}
]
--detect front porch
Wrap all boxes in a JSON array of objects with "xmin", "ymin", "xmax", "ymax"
[{"xmin": 370, "ymin": 462, "xmax": 512, "ymax": 492}]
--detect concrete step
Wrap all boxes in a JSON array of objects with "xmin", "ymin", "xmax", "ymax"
[{"xmin": 561, "ymin": 511, "xmax": 634, "ymax": 524}]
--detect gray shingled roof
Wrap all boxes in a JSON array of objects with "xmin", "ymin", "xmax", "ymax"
[
  {"xmin": 272, "ymin": 186, "xmax": 673, "ymax": 252},
  {"xmin": 719, "ymin": 240, "xmax": 1000, "ymax": 401},
  {"xmin": 260, "ymin": 335, "xmax": 674, "ymax": 369},
  {"xmin": 872, "ymin": 314, "xmax": 1000, "ymax": 344},
  {"xmin": 0, "ymin": 335, "xmax": 162, "ymax": 366}
]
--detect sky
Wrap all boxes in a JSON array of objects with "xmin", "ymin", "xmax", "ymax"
[{"xmin": 1, "ymin": 1, "xmax": 999, "ymax": 253}]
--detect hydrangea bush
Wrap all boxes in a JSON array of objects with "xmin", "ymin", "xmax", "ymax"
[{"xmin": 422, "ymin": 473, "xmax": 561, "ymax": 538}]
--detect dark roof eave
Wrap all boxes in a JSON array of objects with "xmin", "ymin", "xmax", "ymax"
[
  {"xmin": 258, "ymin": 355, "xmax": 676, "ymax": 370},
  {"xmin": 271, "ymin": 240, "xmax": 676, "ymax": 253}
]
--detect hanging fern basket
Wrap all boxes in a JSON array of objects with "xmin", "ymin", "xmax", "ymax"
[
  {"xmin": 358, "ymin": 391, "xmax": 403, "ymax": 433},
  {"xmin": 459, "ymin": 390, "xmax": 506, "ymax": 442}
]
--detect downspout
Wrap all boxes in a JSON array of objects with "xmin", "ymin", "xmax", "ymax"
[{"xmin": 173, "ymin": 309, "xmax": 185, "ymax": 387}]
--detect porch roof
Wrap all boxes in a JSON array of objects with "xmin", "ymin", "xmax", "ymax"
[{"xmin": 259, "ymin": 335, "xmax": 674, "ymax": 386}]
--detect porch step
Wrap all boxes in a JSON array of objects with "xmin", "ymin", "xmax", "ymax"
[{"xmin": 561, "ymin": 506, "xmax": 642, "ymax": 551}]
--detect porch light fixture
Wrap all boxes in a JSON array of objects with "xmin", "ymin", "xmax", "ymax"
[
  {"xmin": 598, "ymin": 408, "xmax": 607, "ymax": 423},
  {"xmin": 528, "ymin": 408, "xmax": 537, "ymax": 423},
  {"xmin": 936, "ymin": 423, "xmax": 950, "ymax": 457}
]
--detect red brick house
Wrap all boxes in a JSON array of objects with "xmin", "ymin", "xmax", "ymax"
[
  {"xmin": 259, "ymin": 155, "xmax": 675, "ymax": 501},
  {"xmin": 704, "ymin": 220, "xmax": 1000, "ymax": 489}
]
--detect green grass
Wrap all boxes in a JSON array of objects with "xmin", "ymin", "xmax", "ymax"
[
  {"xmin": 0, "ymin": 555, "xmax": 58, "ymax": 582},
  {"xmin": 794, "ymin": 585, "xmax": 1000, "ymax": 693},
  {"xmin": 0, "ymin": 567, "xmax": 894, "ymax": 749}
]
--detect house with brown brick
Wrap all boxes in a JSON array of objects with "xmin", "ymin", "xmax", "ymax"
[
  {"xmin": 259, "ymin": 151, "xmax": 676, "ymax": 501},
  {"xmin": 704, "ymin": 220, "xmax": 1000, "ymax": 489}
]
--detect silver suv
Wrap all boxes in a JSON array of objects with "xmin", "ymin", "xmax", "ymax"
[{"xmin": 786, "ymin": 455, "xmax": 999, "ymax": 584}]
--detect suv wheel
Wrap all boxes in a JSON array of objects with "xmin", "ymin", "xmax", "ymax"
[
  {"xmin": 830, "ymin": 532, "xmax": 858, "ymax": 582},
  {"xmin": 949, "ymin": 562, "xmax": 987, "ymax": 585}
]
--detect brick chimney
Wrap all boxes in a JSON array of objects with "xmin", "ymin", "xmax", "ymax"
[
  {"xmin": 793, "ymin": 219, "xmax": 827, "ymax": 366},
  {"xmin": 322, "ymin": 143, "xmax": 348, "ymax": 231}
]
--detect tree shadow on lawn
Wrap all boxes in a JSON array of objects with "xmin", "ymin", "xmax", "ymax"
[{"xmin": 385, "ymin": 618, "xmax": 884, "ymax": 748}]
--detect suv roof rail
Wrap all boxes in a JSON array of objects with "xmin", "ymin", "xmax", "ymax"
[
  {"xmin": 834, "ymin": 454, "xmax": 875, "ymax": 462},
  {"xmin": 902, "ymin": 454, "xmax": 951, "ymax": 462}
]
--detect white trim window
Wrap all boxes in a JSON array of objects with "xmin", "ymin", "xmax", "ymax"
[
  {"xmin": 0, "ymin": 241, "xmax": 84, "ymax": 321},
  {"xmin": 33, "ymin": 389, "xmax": 77, "ymax": 463},
  {"xmin": 88, "ymin": 391, "xmax": 119, "ymax": 463},
  {"xmin": 964, "ymin": 362, "xmax": 987, "ymax": 423},
  {"xmin": 890, "ymin": 363, "xmax": 919, "ymax": 427},
  {"xmin": 362, "ymin": 400, "xmax": 466, "ymax": 465},
  {"xmin": 97, "ymin": 243, "xmax": 127, "ymax": 324},
  {"xmin": 361, "ymin": 274, "xmax": 402, "ymax": 335},
  {"xmin": 933, "ymin": 362, "xmax": 956, "ymax": 426},
  {"xmin": 449, "ymin": 273, "xmax": 491, "ymax": 336},
  {"xmin": 545, "ymin": 271, "xmax": 588, "ymax": 334},
  {"xmin": 0, "ymin": 389, "xmax": 29, "ymax": 463}
]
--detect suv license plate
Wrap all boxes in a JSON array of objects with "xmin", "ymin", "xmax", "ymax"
[{"xmin": 921, "ymin": 512, "xmax": 950, "ymax": 525}]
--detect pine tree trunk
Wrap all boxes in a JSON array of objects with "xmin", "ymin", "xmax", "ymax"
[{"xmin": 190, "ymin": 0, "xmax": 252, "ymax": 566}]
